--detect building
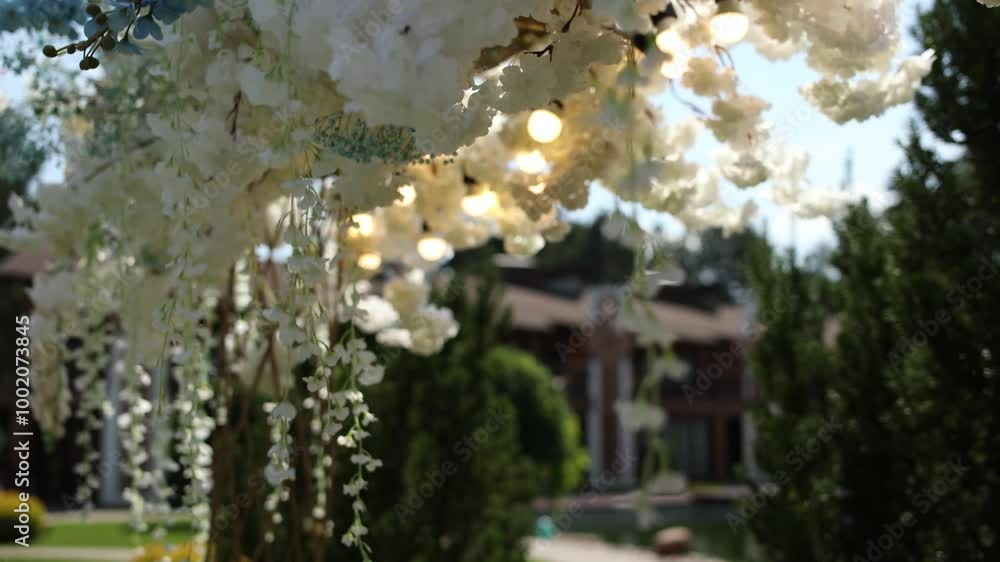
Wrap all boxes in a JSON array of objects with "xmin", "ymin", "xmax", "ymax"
[{"xmin": 492, "ymin": 262, "xmax": 762, "ymax": 486}]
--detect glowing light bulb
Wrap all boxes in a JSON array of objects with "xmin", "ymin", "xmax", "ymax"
[
  {"xmin": 655, "ymin": 28, "xmax": 690, "ymax": 79},
  {"xmin": 710, "ymin": 1, "xmax": 750, "ymax": 47},
  {"xmin": 417, "ymin": 235, "xmax": 451, "ymax": 262},
  {"xmin": 396, "ymin": 184, "xmax": 416, "ymax": 206},
  {"xmin": 357, "ymin": 252, "xmax": 383, "ymax": 271},
  {"xmin": 461, "ymin": 190, "xmax": 498, "ymax": 216},
  {"xmin": 515, "ymin": 150, "xmax": 548, "ymax": 175},
  {"xmin": 349, "ymin": 213, "xmax": 375, "ymax": 237},
  {"xmin": 528, "ymin": 182, "xmax": 547, "ymax": 195},
  {"xmin": 527, "ymin": 109, "xmax": 563, "ymax": 144},
  {"xmin": 654, "ymin": 28, "xmax": 688, "ymax": 55}
]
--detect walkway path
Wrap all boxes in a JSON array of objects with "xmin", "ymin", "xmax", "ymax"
[
  {"xmin": 0, "ymin": 545, "xmax": 133, "ymax": 560},
  {"xmin": 0, "ymin": 530, "xmax": 727, "ymax": 562},
  {"xmin": 533, "ymin": 484, "xmax": 750, "ymax": 512},
  {"xmin": 530, "ymin": 534, "xmax": 727, "ymax": 562}
]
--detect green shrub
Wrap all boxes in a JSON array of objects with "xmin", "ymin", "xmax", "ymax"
[
  {"xmin": 328, "ymin": 274, "xmax": 587, "ymax": 562},
  {"xmin": 480, "ymin": 346, "xmax": 588, "ymax": 496}
]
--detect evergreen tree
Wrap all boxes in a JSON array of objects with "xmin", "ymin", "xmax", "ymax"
[
  {"xmin": 674, "ymin": 226, "xmax": 765, "ymax": 301},
  {"xmin": 748, "ymin": 3, "xmax": 1000, "ymax": 561},
  {"xmin": 533, "ymin": 216, "xmax": 635, "ymax": 284},
  {"xmin": 743, "ymin": 241, "xmax": 840, "ymax": 562}
]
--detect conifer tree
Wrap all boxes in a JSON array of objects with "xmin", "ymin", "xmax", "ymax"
[{"xmin": 748, "ymin": 2, "xmax": 1000, "ymax": 560}]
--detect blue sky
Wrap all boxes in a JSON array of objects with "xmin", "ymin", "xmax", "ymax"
[
  {"xmin": 569, "ymin": 0, "xmax": 934, "ymax": 255},
  {"xmin": 2, "ymin": 1, "xmax": 935, "ymax": 255}
]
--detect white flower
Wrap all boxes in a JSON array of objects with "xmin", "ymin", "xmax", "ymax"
[
  {"xmin": 358, "ymin": 364, "xmax": 386, "ymax": 386},
  {"xmin": 717, "ymin": 149, "xmax": 769, "ymax": 188},
  {"xmin": 681, "ymin": 57, "xmax": 737, "ymax": 98},
  {"xmin": 376, "ymin": 328, "xmax": 413, "ymax": 349},
  {"xmin": 265, "ymin": 465, "xmax": 296, "ymax": 487},
  {"xmin": 614, "ymin": 401, "xmax": 667, "ymax": 431},
  {"xmin": 239, "ymin": 64, "xmax": 291, "ymax": 108},
  {"xmin": 350, "ymin": 453, "xmax": 372, "ymax": 465},
  {"xmin": 705, "ymin": 95, "xmax": 771, "ymax": 150},
  {"xmin": 304, "ymin": 375, "xmax": 327, "ymax": 393},
  {"xmin": 354, "ymin": 295, "xmax": 400, "ymax": 334},
  {"xmin": 406, "ymin": 305, "xmax": 460, "ymax": 356},
  {"xmin": 384, "ymin": 274, "xmax": 430, "ymax": 317},
  {"xmin": 270, "ymin": 402, "xmax": 297, "ymax": 422},
  {"xmin": 316, "ymin": 159, "xmax": 400, "ymax": 211},
  {"xmin": 504, "ymin": 233, "xmax": 545, "ymax": 256},
  {"xmin": 343, "ymin": 477, "xmax": 367, "ymax": 497},
  {"xmin": 495, "ymin": 58, "xmax": 557, "ymax": 113},
  {"xmin": 590, "ymin": 0, "xmax": 669, "ymax": 33},
  {"xmin": 802, "ymin": 50, "xmax": 936, "ymax": 124}
]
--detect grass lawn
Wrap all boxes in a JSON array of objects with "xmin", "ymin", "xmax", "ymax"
[
  {"xmin": 4, "ymin": 558, "xmax": 76, "ymax": 562},
  {"xmin": 1, "ymin": 555, "xmax": 549, "ymax": 562},
  {"xmin": 2, "ymin": 521, "xmax": 549, "ymax": 562},
  {"xmin": 38, "ymin": 519, "xmax": 193, "ymax": 547}
]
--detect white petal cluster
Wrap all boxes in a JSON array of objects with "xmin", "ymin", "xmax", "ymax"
[
  {"xmin": 352, "ymin": 272, "xmax": 459, "ymax": 356},
  {"xmin": 407, "ymin": 305, "xmax": 461, "ymax": 356},
  {"xmin": 591, "ymin": 0, "xmax": 670, "ymax": 33},
  {"xmin": 717, "ymin": 148, "xmax": 769, "ymax": 188},
  {"xmin": 802, "ymin": 50, "xmax": 937, "ymax": 123}
]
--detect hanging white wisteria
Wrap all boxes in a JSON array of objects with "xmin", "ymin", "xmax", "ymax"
[{"xmin": 1, "ymin": 0, "xmax": 971, "ymax": 559}]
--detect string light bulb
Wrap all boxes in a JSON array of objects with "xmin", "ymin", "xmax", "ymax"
[
  {"xmin": 396, "ymin": 184, "xmax": 416, "ymax": 206},
  {"xmin": 461, "ymin": 190, "xmax": 498, "ymax": 216},
  {"xmin": 417, "ymin": 235, "xmax": 451, "ymax": 262},
  {"xmin": 349, "ymin": 213, "xmax": 375, "ymax": 237},
  {"xmin": 655, "ymin": 28, "xmax": 690, "ymax": 79},
  {"xmin": 357, "ymin": 252, "xmax": 383, "ymax": 271},
  {"xmin": 710, "ymin": 0, "xmax": 750, "ymax": 47},
  {"xmin": 527, "ymin": 109, "xmax": 563, "ymax": 144},
  {"xmin": 515, "ymin": 150, "xmax": 548, "ymax": 175}
]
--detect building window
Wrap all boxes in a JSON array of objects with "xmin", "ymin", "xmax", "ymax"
[{"xmin": 665, "ymin": 416, "xmax": 711, "ymax": 481}]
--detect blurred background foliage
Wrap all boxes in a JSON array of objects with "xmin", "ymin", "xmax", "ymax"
[{"xmin": 747, "ymin": 2, "xmax": 1000, "ymax": 561}]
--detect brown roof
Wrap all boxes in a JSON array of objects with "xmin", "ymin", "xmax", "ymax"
[
  {"xmin": 501, "ymin": 284, "xmax": 583, "ymax": 330},
  {"xmin": 0, "ymin": 252, "xmax": 48, "ymax": 279},
  {"xmin": 503, "ymin": 284, "xmax": 750, "ymax": 344}
]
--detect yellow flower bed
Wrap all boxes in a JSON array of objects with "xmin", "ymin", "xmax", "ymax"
[
  {"xmin": 132, "ymin": 541, "xmax": 252, "ymax": 562},
  {"xmin": 0, "ymin": 490, "xmax": 47, "ymax": 541}
]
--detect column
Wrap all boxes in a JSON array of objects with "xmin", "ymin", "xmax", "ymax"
[
  {"xmin": 586, "ymin": 357, "xmax": 603, "ymax": 486},
  {"xmin": 98, "ymin": 340, "xmax": 125, "ymax": 506}
]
